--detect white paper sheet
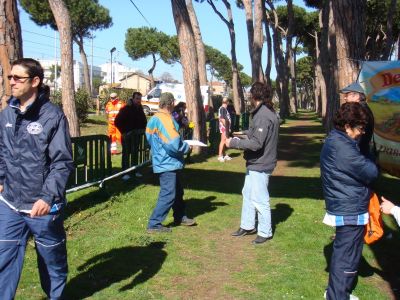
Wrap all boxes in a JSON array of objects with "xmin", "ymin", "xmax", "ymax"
[{"xmin": 184, "ymin": 140, "xmax": 208, "ymax": 147}]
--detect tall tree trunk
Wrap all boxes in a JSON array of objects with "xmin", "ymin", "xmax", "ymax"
[
  {"xmin": 207, "ymin": 0, "xmax": 245, "ymax": 113},
  {"xmin": 267, "ymin": 1, "xmax": 290, "ymax": 118},
  {"xmin": 148, "ymin": 53, "xmax": 157, "ymax": 89},
  {"xmin": 48, "ymin": 0, "xmax": 80, "ymax": 137},
  {"xmin": 382, "ymin": 0, "xmax": 397, "ymax": 60},
  {"xmin": 286, "ymin": 0, "xmax": 297, "ymax": 114},
  {"xmin": 75, "ymin": 36, "xmax": 91, "ymax": 95},
  {"xmin": 333, "ymin": 0, "xmax": 365, "ymax": 105},
  {"xmin": 253, "ymin": 0, "xmax": 264, "ymax": 82},
  {"xmin": 187, "ymin": 0, "xmax": 207, "ymax": 86},
  {"xmin": 0, "ymin": 0, "xmax": 22, "ymax": 110},
  {"xmin": 313, "ymin": 30, "xmax": 323, "ymax": 116},
  {"xmin": 243, "ymin": 0, "xmax": 264, "ymax": 83},
  {"xmin": 171, "ymin": 0, "xmax": 206, "ymax": 149},
  {"xmin": 242, "ymin": 0, "xmax": 254, "ymax": 71},
  {"xmin": 263, "ymin": 2, "xmax": 272, "ymax": 87}
]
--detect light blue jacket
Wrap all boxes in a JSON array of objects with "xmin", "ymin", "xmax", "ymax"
[{"xmin": 146, "ymin": 111, "xmax": 190, "ymax": 173}]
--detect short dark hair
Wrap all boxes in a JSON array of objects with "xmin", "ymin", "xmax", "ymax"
[
  {"xmin": 333, "ymin": 102, "xmax": 368, "ymax": 132},
  {"xmin": 11, "ymin": 58, "xmax": 44, "ymax": 88},
  {"xmin": 132, "ymin": 91, "xmax": 142, "ymax": 98},
  {"xmin": 250, "ymin": 81, "xmax": 273, "ymax": 110}
]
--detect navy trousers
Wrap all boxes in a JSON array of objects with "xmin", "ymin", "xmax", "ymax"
[
  {"xmin": 0, "ymin": 201, "xmax": 67, "ymax": 300},
  {"xmin": 148, "ymin": 170, "xmax": 185, "ymax": 228},
  {"xmin": 326, "ymin": 225, "xmax": 365, "ymax": 300}
]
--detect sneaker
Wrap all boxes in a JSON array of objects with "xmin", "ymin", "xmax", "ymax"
[
  {"xmin": 175, "ymin": 216, "xmax": 196, "ymax": 226},
  {"xmin": 147, "ymin": 226, "xmax": 172, "ymax": 233},
  {"xmin": 135, "ymin": 172, "xmax": 143, "ymax": 178},
  {"xmin": 122, "ymin": 174, "xmax": 131, "ymax": 181},
  {"xmin": 223, "ymin": 155, "xmax": 232, "ymax": 161},
  {"xmin": 217, "ymin": 156, "xmax": 225, "ymax": 162},
  {"xmin": 323, "ymin": 290, "xmax": 359, "ymax": 300}
]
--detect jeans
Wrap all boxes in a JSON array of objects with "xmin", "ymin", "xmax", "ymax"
[
  {"xmin": 326, "ymin": 225, "xmax": 364, "ymax": 300},
  {"xmin": 0, "ymin": 201, "xmax": 67, "ymax": 300},
  {"xmin": 240, "ymin": 170, "xmax": 272, "ymax": 238},
  {"xmin": 148, "ymin": 170, "xmax": 186, "ymax": 228}
]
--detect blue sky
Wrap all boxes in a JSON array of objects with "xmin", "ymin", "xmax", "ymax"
[{"xmin": 19, "ymin": 0, "xmax": 310, "ymax": 82}]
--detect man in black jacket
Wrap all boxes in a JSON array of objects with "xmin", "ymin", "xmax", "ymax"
[
  {"xmin": 115, "ymin": 92, "xmax": 147, "ymax": 180},
  {"xmin": 0, "ymin": 58, "xmax": 73, "ymax": 299},
  {"xmin": 226, "ymin": 82, "xmax": 279, "ymax": 244}
]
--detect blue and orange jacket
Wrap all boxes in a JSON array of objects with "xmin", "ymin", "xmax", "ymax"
[{"xmin": 146, "ymin": 111, "xmax": 190, "ymax": 173}]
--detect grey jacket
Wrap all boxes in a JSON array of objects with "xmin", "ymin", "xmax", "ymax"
[{"xmin": 230, "ymin": 104, "xmax": 279, "ymax": 173}]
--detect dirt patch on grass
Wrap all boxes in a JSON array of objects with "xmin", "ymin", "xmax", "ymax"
[{"xmin": 161, "ymin": 228, "xmax": 258, "ymax": 300}]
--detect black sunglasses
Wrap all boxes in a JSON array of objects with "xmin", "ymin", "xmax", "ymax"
[{"xmin": 7, "ymin": 75, "xmax": 32, "ymax": 82}]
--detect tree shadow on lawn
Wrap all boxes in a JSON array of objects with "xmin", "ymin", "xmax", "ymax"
[
  {"xmin": 140, "ymin": 168, "xmax": 325, "ymax": 200},
  {"xmin": 272, "ymin": 203, "xmax": 294, "ymax": 234},
  {"xmin": 166, "ymin": 196, "xmax": 228, "ymax": 226},
  {"xmin": 65, "ymin": 167, "xmax": 152, "ymax": 220},
  {"xmin": 65, "ymin": 242, "xmax": 167, "ymax": 299},
  {"xmin": 278, "ymin": 135, "xmax": 323, "ymax": 169}
]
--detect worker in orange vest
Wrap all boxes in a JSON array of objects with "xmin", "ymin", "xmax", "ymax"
[{"xmin": 105, "ymin": 92, "xmax": 125, "ymax": 154}]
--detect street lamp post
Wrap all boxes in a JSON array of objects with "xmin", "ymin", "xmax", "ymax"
[{"xmin": 110, "ymin": 47, "xmax": 116, "ymax": 85}]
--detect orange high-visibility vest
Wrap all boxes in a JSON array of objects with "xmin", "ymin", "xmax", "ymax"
[{"xmin": 105, "ymin": 99, "xmax": 125, "ymax": 146}]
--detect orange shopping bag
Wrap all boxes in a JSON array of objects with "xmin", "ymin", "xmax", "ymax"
[{"xmin": 364, "ymin": 192, "xmax": 384, "ymax": 244}]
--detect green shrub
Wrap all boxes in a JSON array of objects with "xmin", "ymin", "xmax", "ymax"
[{"xmin": 50, "ymin": 88, "xmax": 90, "ymax": 124}]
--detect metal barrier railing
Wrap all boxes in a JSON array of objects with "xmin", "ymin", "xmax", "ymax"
[
  {"xmin": 67, "ymin": 135, "xmax": 112, "ymax": 191},
  {"xmin": 67, "ymin": 131, "xmax": 150, "ymax": 193},
  {"xmin": 208, "ymin": 113, "xmax": 250, "ymax": 154}
]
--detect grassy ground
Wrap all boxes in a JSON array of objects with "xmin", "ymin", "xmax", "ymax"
[{"xmin": 15, "ymin": 112, "xmax": 400, "ymax": 299}]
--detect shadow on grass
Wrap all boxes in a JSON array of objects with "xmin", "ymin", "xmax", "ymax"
[
  {"xmin": 140, "ymin": 168, "xmax": 324, "ymax": 200},
  {"xmin": 65, "ymin": 242, "xmax": 167, "ymax": 299},
  {"xmin": 181, "ymin": 196, "xmax": 228, "ymax": 220},
  {"xmin": 65, "ymin": 167, "xmax": 154, "ymax": 220},
  {"xmin": 278, "ymin": 124, "xmax": 324, "ymax": 169},
  {"xmin": 272, "ymin": 203, "xmax": 294, "ymax": 234}
]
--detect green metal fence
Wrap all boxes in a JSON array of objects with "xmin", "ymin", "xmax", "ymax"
[
  {"xmin": 208, "ymin": 113, "xmax": 250, "ymax": 154},
  {"xmin": 67, "ymin": 135, "xmax": 112, "ymax": 190}
]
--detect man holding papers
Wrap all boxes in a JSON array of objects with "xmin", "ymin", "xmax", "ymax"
[
  {"xmin": 226, "ymin": 82, "xmax": 279, "ymax": 244},
  {"xmin": 145, "ymin": 92, "xmax": 196, "ymax": 233}
]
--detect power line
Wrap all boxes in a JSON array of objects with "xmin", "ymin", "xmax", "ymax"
[{"xmin": 128, "ymin": 0, "xmax": 152, "ymax": 27}]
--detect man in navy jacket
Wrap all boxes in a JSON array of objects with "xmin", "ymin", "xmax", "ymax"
[{"xmin": 0, "ymin": 58, "xmax": 73, "ymax": 300}]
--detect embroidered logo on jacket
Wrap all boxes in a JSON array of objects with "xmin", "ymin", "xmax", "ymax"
[
  {"xmin": 27, "ymin": 122, "xmax": 43, "ymax": 135},
  {"xmin": 5, "ymin": 123, "xmax": 12, "ymax": 128}
]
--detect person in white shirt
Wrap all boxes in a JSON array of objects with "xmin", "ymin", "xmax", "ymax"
[{"xmin": 381, "ymin": 197, "xmax": 400, "ymax": 226}]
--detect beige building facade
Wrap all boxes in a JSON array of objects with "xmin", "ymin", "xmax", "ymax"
[{"xmin": 119, "ymin": 72, "xmax": 151, "ymax": 95}]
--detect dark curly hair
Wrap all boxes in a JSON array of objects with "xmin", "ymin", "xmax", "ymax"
[
  {"xmin": 250, "ymin": 81, "xmax": 274, "ymax": 110},
  {"xmin": 333, "ymin": 102, "xmax": 368, "ymax": 132}
]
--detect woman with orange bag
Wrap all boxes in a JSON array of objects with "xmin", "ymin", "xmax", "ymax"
[{"xmin": 320, "ymin": 102, "xmax": 378, "ymax": 300}]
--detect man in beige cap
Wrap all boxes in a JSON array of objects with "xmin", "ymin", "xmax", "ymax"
[
  {"xmin": 105, "ymin": 92, "xmax": 125, "ymax": 154},
  {"xmin": 339, "ymin": 81, "xmax": 375, "ymax": 158}
]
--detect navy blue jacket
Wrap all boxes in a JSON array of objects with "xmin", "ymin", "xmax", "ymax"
[
  {"xmin": 320, "ymin": 129, "xmax": 378, "ymax": 216},
  {"xmin": 0, "ymin": 93, "xmax": 74, "ymax": 211}
]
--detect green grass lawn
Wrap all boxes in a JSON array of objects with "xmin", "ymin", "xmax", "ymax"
[{"xmin": 15, "ymin": 112, "xmax": 400, "ymax": 299}]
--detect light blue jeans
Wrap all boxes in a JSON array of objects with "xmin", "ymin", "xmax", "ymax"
[{"xmin": 240, "ymin": 170, "xmax": 272, "ymax": 238}]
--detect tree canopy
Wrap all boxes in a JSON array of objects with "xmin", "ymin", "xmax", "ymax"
[
  {"xmin": 125, "ymin": 27, "xmax": 180, "ymax": 65},
  {"xmin": 20, "ymin": 0, "xmax": 112, "ymax": 40}
]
